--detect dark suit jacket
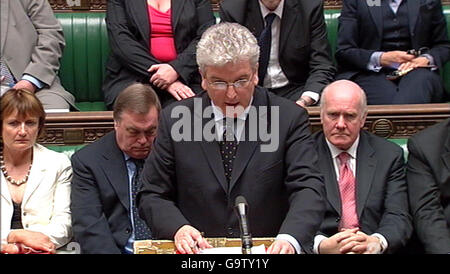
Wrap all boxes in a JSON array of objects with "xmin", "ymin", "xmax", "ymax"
[
  {"xmin": 71, "ymin": 131, "xmax": 133, "ymax": 254},
  {"xmin": 219, "ymin": 0, "xmax": 335, "ymax": 96},
  {"xmin": 407, "ymin": 118, "xmax": 450, "ymax": 253},
  {"xmin": 312, "ymin": 130, "xmax": 412, "ymax": 253},
  {"xmin": 137, "ymin": 87, "xmax": 326, "ymax": 253},
  {"xmin": 336, "ymin": 0, "xmax": 450, "ymax": 79},
  {"xmin": 103, "ymin": 0, "xmax": 215, "ymax": 108}
]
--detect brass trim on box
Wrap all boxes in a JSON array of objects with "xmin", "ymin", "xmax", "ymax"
[{"xmin": 134, "ymin": 238, "xmax": 275, "ymax": 254}]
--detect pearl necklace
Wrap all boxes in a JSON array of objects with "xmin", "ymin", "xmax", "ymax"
[{"xmin": 0, "ymin": 150, "xmax": 32, "ymax": 186}]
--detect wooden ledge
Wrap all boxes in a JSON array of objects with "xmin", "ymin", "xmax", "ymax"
[{"xmin": 40, "ymin": 104, "xmax": 450, "ymax": 146}]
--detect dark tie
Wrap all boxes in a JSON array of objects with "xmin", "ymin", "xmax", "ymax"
[
  {"xmin": 219, "ymin": 119, "xmax": 239, "ymax": 184},
  {"xmin": 257, "ymin": 13, "xmax": 277, "ymax": 86},
  {"xmin": 130, "ymin": 158, "xmax": 152, "ymax": 240}
]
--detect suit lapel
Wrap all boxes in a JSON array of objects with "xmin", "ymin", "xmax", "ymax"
[
  {"xmin": 279, "ymin": 0, "xmax": 299, "ymax": 54},
  {"xmin": 101, "ymin": 133, "xmax": 131, "ymax": 212},
  {"xmin": 22, "ymin": 145, "xmax": 46, "ymax": 206},
  {"xmin": 440, "ymin": 128, "xmax": 450, "ymax": 180},
  {"xmin": 367, "ymin": 0, "xmax": 383, "ymax": 38},
  {"xmin": 228, "ymin": 88, "xmax": 263, "ymax": 192},
  {"xmin": 171, "ymin": 0, "xmax": 185, "ymax": 34},
  {"xmin": 317, "ymin": 134, "xmax": 342, "ymax": 215},
  {"xmin": 245, "ymin": 0, "xmax": 264, "ymax": 36},
  {"xmin": 355, "ymin": 132, "xmax": 377, "ymax": 219},
  {"xmin": 130, "ymin": 0, "xmax": 150, "ymax": 48},
  {"xmin": 407, "ymin": 0, "xmax": 420, "ymax": 37},
  {"xmin": 0, "ymin": 0, "xmax": 9, "ymax": 55},
  {"xmin": 198, "ymin": 94, "xmax": 229, "ymax": 193}
]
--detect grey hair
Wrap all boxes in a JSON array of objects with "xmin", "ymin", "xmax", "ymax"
[
  {"xmin": 196, "ymin": 22, "xmax": 260, "ymax": 73},
  {"xmin": 320, "ymin": 80, "xmax": 368, "ymax": 117}
]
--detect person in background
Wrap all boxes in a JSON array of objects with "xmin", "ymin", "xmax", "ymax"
[
  {"xmin": 71, "ymin": 83, "xmax": 160, "ymax": 254},
  {"xmin": 312, "ymin": 80, "xmax": 412, "ymax": 254},
  {"xmin": 335, "ymin": 0, "xmax": 450, "ymax": 104},
  {"xmin": 406, "ymin": 118, "xmax": 450, "ymax": 253},
  {"xmin": 103, "ymin": 0, "xmax": 215, "ymax": 109},
  {"xmin": 219, "ymin": 0, "xmax": 335, "ymax": 107},
  {"xmin": 0, "ymin": 0, "xmax": 76, "ymax": 110},
  {"xmin": 0, "ymin": 89, "xmax": 72, "ymax": 254}
]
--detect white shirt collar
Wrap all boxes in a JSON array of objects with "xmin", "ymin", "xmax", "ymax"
[
  {"xmin": 259, "ymin": 0, "xmax": 284, "ymax": 20},
  {"xmin": 325, "ymin": 135, "xmax": 360, "ymax": 160},
  {"xmin": 210, "ymin": 97, "xmax": 254, "ymax": 123}
]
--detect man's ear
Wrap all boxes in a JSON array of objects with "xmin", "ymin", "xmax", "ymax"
[{"xmin": 200, "ymin": 69, "xmax": 208, "ymax": 91}]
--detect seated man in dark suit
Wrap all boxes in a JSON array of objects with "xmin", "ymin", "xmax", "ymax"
[
  {"xmin": 137, "ymin": 22, "xmax": 326, "ymax": 254},
  {"xmin": 312, "ymin": 80, "xmax": 412, "ymax": 254},
  {"xmin": 219, "ymin": 0, "xmax": 335, "ymax": 107},
  {"xmin": 407, "ymin": 118, "xmax": 450, "ymax": 253},
  {"xmin": 71, "ymin": 83, "xmax": 160, "ymax": 254},
  {"xmin": 336, "ymin": 0, "xmax": 450, "ymax": 104}
]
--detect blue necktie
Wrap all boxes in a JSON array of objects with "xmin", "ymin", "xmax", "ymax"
[
  {"xmin": 131, "ymin": 159, "xmax": 152, "ymax": 241},
  {"xmin": 258, "ymin": 13, "xmax": 277, "ymax": 86}
]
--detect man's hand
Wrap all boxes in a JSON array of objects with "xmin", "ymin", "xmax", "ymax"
[
  {"xmin": 295, "ymin": 95, "xmax": 314, "ymax": 108},
  {"xmin": 318, "ymin": 228, "xmax": 360, "ymax": 254},
  {"xmin": 7, "ymin": 230, "xmax": 55, "ymax": 253},
  {"xmin": 380, "ymin": 51, "xmax": 415, "ymax": 67},
  {"xmin": 13, "ymin": 80, "xmax": 36, "ymax": 93},
  {"xmin": 148, "ymin": 64, "xmax": 179, "ymax": 89},
  {"xmin": 341, "ymin": 231, "xmax": 382, "ymax": 254},
  {"xmin": 398, "ymin": 56, "xmax": 430, "ymax": 71},
  {"xmin": 266, "ymin": 239, "xmax": 295, "ymax": 254},
  {"xmin": 167, "ymin": 81, "xmax": 195, "ymax": 100},
  {"xmin": 174, "ymin": 225, "xmax": 212, "ymax": 254}
]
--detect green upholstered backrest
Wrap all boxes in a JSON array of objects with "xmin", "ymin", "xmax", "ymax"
[
  {"xmin": 44, "ymin": 144, "xmax": 86, "ymax": 159},
  {"xmin": 388, "ymin": 138, "xmax": 409, "ymax": 160},
  {"xmin": 55, "ymin": 12, "xmax": 109, "ymax": 111},
  {"xmin": 324, "ymin": 9, "xmax": 341, "ymax": 65}
]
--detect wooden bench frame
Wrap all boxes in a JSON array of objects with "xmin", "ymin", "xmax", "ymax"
[
  {"xmin": 49, "ymin": 0, "xmax": 450, "ymax": 12},
  {"xmin": 40, "ymin": 103, "xmax": 450, "ymax": 146}
]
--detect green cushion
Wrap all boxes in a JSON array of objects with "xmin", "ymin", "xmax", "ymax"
[
  {"xmin": 388, "ymin": 138, "xmax": 409, "ymax": 160},
  {"xmin": 44, "ymin": 144, "xmax": 86, "ymax": 158},
  {"xmin": 56, "ymin": 12, "xmax": 109, "ymax": 111}
]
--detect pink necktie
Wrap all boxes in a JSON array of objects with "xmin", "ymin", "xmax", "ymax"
[{"xmin": 337, "ymin": 152, "xmax": 359, "ymax": 230}]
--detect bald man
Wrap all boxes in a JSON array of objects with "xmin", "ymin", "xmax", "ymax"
[{"xmin": 311, "ymin": 80, "xmax": 412, "ymax": 254}]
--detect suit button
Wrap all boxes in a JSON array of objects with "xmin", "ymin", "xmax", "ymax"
[
  {"xmin": 227, "ymin": 227, "xmax": 233, "ymax": 236},
  {"xmin": 336, "ymin": 217, "xmax": 340, "ymax": 223},
  {"xmin": 23, "ymin": 212, "xmax": 27, "ymax": 216},
  {"xmin": 125, "ymin": 228, "xmax": 131, "ymax": 234},
  {"xmin": 25, "ymin": 224, "xmax": 29, "ymax": 228}
]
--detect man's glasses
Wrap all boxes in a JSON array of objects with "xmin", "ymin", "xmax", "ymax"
[{"xmin": 207, "ymin": 77, "xmax": 252, "ymax": 91}]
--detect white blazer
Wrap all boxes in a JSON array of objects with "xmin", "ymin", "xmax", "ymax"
[{"xmin": 1, "ymin": 144, "xmax": 72, "ymax": 248}]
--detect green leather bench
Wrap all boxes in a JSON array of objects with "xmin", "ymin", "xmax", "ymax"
[
  {"xmin": 55, "ymin": 7, "xmax": 450, "ymax": 112},
  {"xmin": 56, "ymin": 12, "xmax": 109, "ymax": 111}
]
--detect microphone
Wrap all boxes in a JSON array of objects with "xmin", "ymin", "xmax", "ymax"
[{"xmin": 234, "ymin": 196, "xmax": 253, "ymax": 254}]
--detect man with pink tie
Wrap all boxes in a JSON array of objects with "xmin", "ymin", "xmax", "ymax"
[{"xmin": 311, "ymin": 80, "xmax": 412, "ymax": 254}]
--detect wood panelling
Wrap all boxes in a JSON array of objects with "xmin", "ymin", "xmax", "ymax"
[
  {"xmin": 41, "ymin": 104, "xmax": 450, "ymax": 146},
  {"xmin": 47, "ymin": 1, "xmax": 450, "ymax": 12}
]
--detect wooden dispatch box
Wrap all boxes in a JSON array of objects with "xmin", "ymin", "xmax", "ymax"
[{"xmin": 134, "ymin": 238, "xmax": 275, "ymax": 254}]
